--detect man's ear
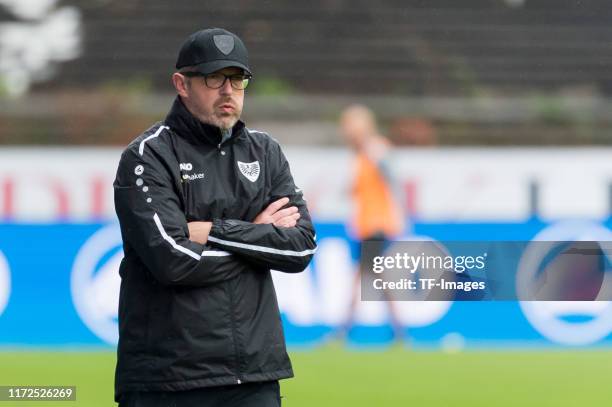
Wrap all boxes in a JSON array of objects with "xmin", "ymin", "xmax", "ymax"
[{"xmin": 172, "ymin": 73, "xmax": 189, "ymax": 98}]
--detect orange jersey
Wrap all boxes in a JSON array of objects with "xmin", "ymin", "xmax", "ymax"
[{"xmin": 352, "ymin": 152, "xmax": 403, "ymax": 239}]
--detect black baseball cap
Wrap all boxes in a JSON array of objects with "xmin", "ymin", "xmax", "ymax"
[{"xmin": 175, "ymin": 28, "xmax": 251, "ymax": 75}]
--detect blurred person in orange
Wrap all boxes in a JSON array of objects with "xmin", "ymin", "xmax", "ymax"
[{"xmin": 338, "ymin": 104, "xmax": 407, "ymax": 342}]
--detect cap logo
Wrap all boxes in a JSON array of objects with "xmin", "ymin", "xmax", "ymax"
[{"xmin": 213, "ymin": 35, "xmax": 235, "ymax": 55}]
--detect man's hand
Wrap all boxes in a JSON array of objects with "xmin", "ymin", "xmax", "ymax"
[
  {"xmin": 188, "ymin": 197, "xmax": 297, "ymax": 244},
  {"xmin": 187, "ymin": 221, "xmax": 212, "ymax": 244},
  {"xmin": 254, "ymin": 197, "xmax": 300, "ymax": 228}
]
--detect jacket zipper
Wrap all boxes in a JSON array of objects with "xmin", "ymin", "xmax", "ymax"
[
  {"xmin": 227, "ymin": 281, "xmax": 242, "ymax": 384},
  {"xmin": 217, "ymin": 143, "xmax": 227, "ymax": 156},
  {"xmin": 219, "ymin": 136, "xmax": 239, "ymax": 383}
]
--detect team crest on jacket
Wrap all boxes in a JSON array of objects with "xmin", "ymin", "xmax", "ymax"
[{"xmin": 237, "ymin": 161, "xmax": 260, "ymax": 182}]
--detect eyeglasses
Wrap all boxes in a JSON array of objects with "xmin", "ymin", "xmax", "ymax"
[{"xmin": 181, "ymin": 72, "xmax": 252, "ymax": 90}]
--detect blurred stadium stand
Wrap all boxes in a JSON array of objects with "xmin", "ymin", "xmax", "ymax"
[{"xmin": 1, "ymin": 0, "xmax": 612, "ymax": 145}]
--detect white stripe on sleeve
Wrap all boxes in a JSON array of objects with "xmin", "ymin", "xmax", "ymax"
[
  {"xmin": 139, "ymin": 125, "xmax": 169, "ymax": 156},
  {"xmin": 207, "ymin": 235, "xmax": 316, "ymax": 257},
  {"xmin": 153, "ymin": 213, "xmax": 232, "ymax": 260}
]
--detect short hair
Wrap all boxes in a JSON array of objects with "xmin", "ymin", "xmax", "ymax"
[{"xmin": 177, "ymin": 66, "xmax": 198, "ymax": 88}]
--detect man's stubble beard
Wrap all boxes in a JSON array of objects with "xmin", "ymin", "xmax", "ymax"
[
  {"xmin": 182, "ymin": 92, "xmax": 242, "ymax": 130},
  {"xmin": 197, "ymin": 105, "xmax": 242, "ymax": 130}
]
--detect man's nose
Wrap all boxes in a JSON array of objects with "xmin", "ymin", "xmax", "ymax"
[{"xmin": 219, "ymin": 78, "xmax": 233, "ymax": 95}]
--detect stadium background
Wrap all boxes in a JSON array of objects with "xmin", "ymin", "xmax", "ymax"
[{"xmin": 0, "ymin": 1, "xmax": 611, "ymax": 406}]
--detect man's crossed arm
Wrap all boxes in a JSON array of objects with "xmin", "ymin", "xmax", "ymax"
[
  {"xmin": 186, "ymin": 196, "xmax": 316, "ymax": 273},
  {"xmin": 187, "ymin": 197, "xmax": 300, "ymax": 244}
]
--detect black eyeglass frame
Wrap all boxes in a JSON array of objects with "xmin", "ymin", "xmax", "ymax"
[{"xmin": 180, "ymin": 71, "xmax": 252, "ymax": 90}]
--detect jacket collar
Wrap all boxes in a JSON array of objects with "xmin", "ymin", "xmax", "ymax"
[{"xmin": 164, "ymin": 96, "xmax": 245, "ymax": 146}]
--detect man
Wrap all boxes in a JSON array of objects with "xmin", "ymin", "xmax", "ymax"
[
  {"xmin": 338, "ymin": 104, "xmax": 405, "ymax": 340},
  {"xmin": 113, "ymin": 28, "xmax": 317, "ymax": 407}
]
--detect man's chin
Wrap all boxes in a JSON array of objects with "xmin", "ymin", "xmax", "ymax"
[
  {"xmin": 216, "ymin": 117, "xmax": 239, "ymax": 130},
  {"xmin": 198, "ymin": 113, "xmax": 239, "ymax": 130}
]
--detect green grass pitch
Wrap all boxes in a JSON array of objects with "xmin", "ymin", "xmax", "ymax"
[{"xmin": 0, "ymin": 344, "xmax": 609, "ymax": 406}]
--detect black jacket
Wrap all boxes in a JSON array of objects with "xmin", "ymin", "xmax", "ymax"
[{"xmin": 113, "ymin": 97, "xmax": 316, "ymax": 401}]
